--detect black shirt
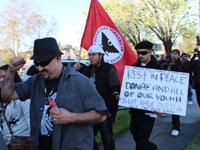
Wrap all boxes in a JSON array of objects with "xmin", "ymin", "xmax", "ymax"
[{"xmin": 39, "ymin": 72, "xmax": 62, "ymax": 150}]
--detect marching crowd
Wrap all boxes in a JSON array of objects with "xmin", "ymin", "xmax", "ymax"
[{"xmin": 0, "ymin": 37, "xmax": 200, "ymax": 150}]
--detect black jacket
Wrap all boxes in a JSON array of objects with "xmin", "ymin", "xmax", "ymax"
[
  {"xmin": 164, "ymin": 58, "xmax": 185, "ymax": 72},
  {"xmin": 83, "ymin": 62, "xmax": 120, "ymax": 114},
  {"xmin": 133, "ymin": 55, "xmax": 163, "ymax": 70},
  {"xmin": 130, "ymin": 55, "xmax": 163, "ymax": 114},
  {"xmin": 189, "ymin": 57, "xmax": 200, "ymax": 87}
]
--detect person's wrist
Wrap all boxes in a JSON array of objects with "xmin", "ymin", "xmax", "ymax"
[
  {"xmin": 115, "ymin": 94, "xmax": 120, "ymax": 100},
  {"xmin": 69, "ymin": 112, "xmax": 77, "ymax": 123},
  {"xmin": 8, "ymin": 65, "xmax": 17, "ymax": 73}
]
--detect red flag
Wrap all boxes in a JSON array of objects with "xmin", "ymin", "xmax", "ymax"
[{"xmin": 81, "ymin": 0, "xmax": 137, "ymax": 83}]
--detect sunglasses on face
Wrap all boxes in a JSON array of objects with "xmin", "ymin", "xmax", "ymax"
[
  {"xmin": 137, "ymin": 51, "xmax": 149, "ymax": 55},
  {"xmin": 34, "ymin": 57, "xmax": 54, "ymax": 67}
]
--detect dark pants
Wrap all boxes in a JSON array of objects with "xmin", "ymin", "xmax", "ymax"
[
  {"xmin": 93, "ymin": 115, "xmax": 115, "ymax": 150},
  {"xmin": 130, "ymin": 111, "xmax": 157, "ymax": 150},
  {"xmin": 188, "ymin": 85, "xmax": 193, "ymax": 102},
  {"xmin": 195, "ymin": 87, "xmax": 200, "ymax": 107},
  {"xmin": 172, "ymin": 115, "xmax": 180, "ymax": 131}
]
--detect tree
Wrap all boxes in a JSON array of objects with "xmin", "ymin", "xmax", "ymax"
[
  {"xmin": 79, "ymin": 48, "xmax": 88, "ymax": 60},
  {"xmin": 0, "ymin": 0, "xmax": 57, "ymax": 56},
  {"xmin": 31, "ymin": 14, "xmax": 58, "ymax": 39},
  {"xmin": 72, "ymin": 46, "xmax": 88, "ymax": 60},
  {"xmin": 3, "ymin": 51, "xmax": 15, "ymax": 64},
  {"xmin": 141, "ymin": 0, "xmax": 197, "ymax": 56},
  {"xmin": 181, "ymin": 27, "xmax": 196, "ymax": 55},
  {"xmin": 102, "ymin": 0, "xmax": 154, "ymax": 47},
  {"xmin": 101, "ymin": 0, "xmax": 197, "ymax": 56}
]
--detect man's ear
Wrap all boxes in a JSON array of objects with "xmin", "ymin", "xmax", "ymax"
[
  {"xmin": 149, "ymin": 50, "xmax": 153, "ymax": 55},
  {"xmin": 99, "ymin": 54, "xmax": 103, "ymax": 59},
  {"xmin": 56, "ymin": 56, "xmax": 61, "ymax": 60}
]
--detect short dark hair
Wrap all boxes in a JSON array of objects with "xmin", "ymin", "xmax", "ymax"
[
  {"xmin": 181, "ymin": 53, "xmax": 187, "ymax": 57},
  {"xmin": 0, "ymin": 64, "xmax": 21, "ymax": 83},
  {"xmin": 172, "ymin": 49, "xmax": 180, "ymax": 55}
]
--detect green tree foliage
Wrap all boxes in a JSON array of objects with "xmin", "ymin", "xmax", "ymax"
[
  {"xmin": 2, "ymin": 49, "xmax": 29, "ymax": 64},
  {"xmin": 181, "ymin": 27, "xmax": 196, "ymax": 55},
  {"xmin": 102, "ymin": 0, "xmax": 153, "ymax": 47},
  {"xmin": 80, "ymin": 48, "xmax": 89, "ymax": 60},
  {"xmin": 74, "ymin": 47, "xmax": 88, "ymax": 60},
  {"xmin": 3, "ymin": 51, "xmax": 15, "ymax": 64},
  {"xmin": 101, "ymin": 0, "xmax": 197, "ymax": 56}
]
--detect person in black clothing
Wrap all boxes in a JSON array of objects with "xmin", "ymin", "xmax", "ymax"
[
  {"xmin": 130, "ymin": 41, "xmax": 162, "ymax": 150},
  {"xmin": 189, "ymin": 49, "xmax": 200, "ymax": 107},
  {"xmin": 74, "ymin": 45, "xmax": 120, "ymax": 150},
  {"xmin": 162, "ymin": 55, "xmax": 171, "ymax": 70},
  {"xmin": 165, "ymin": 49, "xmax": 185, "ymax": 136},
  {"xmin": 181, "ymin": 53, "xmax": 193, "ymax": 105}
]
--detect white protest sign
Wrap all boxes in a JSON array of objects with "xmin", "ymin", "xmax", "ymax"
[{"xmin": 119, "ymin": 66, "xmax": 189, "ymax": 116}]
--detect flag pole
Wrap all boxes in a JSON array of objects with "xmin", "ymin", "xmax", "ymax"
[{"xmin": 77, "ymin": 47, "xmax": 82, "ymax": 62}]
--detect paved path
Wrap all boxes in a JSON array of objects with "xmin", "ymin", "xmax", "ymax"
[{"xmin": 101, "ymin": 89, "xmax": 200, "ymax": 150}]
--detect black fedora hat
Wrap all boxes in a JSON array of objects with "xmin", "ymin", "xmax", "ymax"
[{"xmin": 30, "ymin": 37, "xmax": 63, "ymax": 60}]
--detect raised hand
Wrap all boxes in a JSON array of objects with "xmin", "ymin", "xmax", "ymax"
[
  {"xmin": 9, "ymin": 57, "xmax": 26, "ymax": 72},
  {"xmin": 73, "ymin": 62, "xmax": 81, "ymax": 70}
]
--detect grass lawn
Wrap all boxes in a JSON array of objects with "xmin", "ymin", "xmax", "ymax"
[
  {"xmin": 95, "ymin": 109, "xmax": 130, "ymax": 144},
  {"xmin": 187, "ymin": 131, "xmax": 200, "ymax": 150}
]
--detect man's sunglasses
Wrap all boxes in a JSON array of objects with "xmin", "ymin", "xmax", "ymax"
[
  {"xmin": 34, "ymin": 57, "xmax": 54, "ymax": 67},
  {"xmin": 137, "ymin": 51, "xmax": 149, "ymax": 55}
]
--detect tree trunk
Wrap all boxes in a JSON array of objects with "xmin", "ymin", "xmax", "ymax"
[
  {"xmin": 163, "ymin": 40, "xmax": 173, "ymax": 56},
  {"xmin": 126, "ymin": 34, "xmax": 136, "ymax": 46}
]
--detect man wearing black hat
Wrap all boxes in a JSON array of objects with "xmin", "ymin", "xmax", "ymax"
[
  {"xmin": 1, "ymin": 37, "xmax": 109, "ymax": 150},
  {"xmin": 130, "ymin": 41, "xmax": 162, "ymax": 150}
]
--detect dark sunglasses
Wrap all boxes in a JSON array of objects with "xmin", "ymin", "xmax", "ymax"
[
  {"xmin": 34, "ymin": 57, "xmax": 54, "ymax": 67},
  {"xmin": 137, "ymin": 51, "xmax": 149, "ymax": 55}
]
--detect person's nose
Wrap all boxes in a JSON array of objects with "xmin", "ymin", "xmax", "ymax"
[
  {"xmin": 0, "ymin": 76, "xmax": 5, "ymax": 82},
  {"xmin": 138, "ymin": 53, "xmax": 143, "ymax": 57},
  {"xmin": 36, "ymin": 65, "xmax": 44, "ymax": 72}
]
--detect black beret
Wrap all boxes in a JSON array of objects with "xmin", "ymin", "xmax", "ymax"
[{"xmin": 135, "ymin": 41, "xmax": 153, "ymax": 50}]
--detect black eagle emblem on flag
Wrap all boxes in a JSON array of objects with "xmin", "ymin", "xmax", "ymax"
[{"xmin": 101, "ymin": 32, "xmax": 119, "ymax": 55}]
